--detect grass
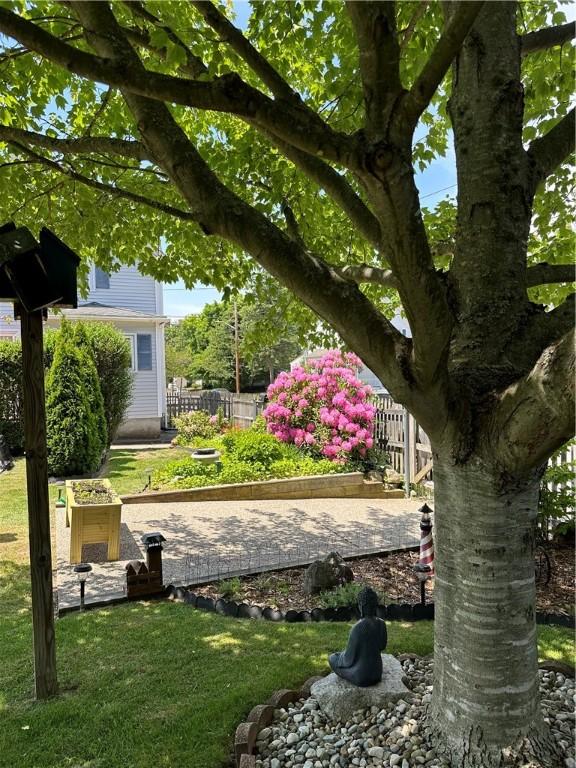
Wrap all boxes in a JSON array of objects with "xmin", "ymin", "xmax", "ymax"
[{"xmin": 0, "ymin": 452, "xmax": 574, "ymax": 768}]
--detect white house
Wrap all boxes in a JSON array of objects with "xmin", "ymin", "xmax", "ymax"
[{"xmin": 0, "ymin": 264, "xmax": 167, "ymax": 439}]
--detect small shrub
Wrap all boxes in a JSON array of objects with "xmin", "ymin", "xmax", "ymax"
[
  {"xmin": 173, "ymin": 411, "xmax": 219, "ymax": 444},
  {"xmin": 250, "ymin": 414, "xmax": 267, "ymax": 433},
  {"xmin": 218, "ymin": 459, "xmax": 268, "ymax": 485},
  {"xmin": 319, "ymin": 581, "xmax": 386, "ymax": 609},
  {"xmin": 218, "ymin": 577, "xmax": 242, "ymax": 599},
  {"xmin": 152, "ymin": 457, "xmax": 214, "ymax": 487},
  {"xmin": 225, "ymin": 430, "xmax": 284, "ymax": 468}
]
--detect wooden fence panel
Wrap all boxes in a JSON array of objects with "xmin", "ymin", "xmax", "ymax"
[{"xmin": 165, "ymin": 392, "xmax": 263, "ymax": 429}]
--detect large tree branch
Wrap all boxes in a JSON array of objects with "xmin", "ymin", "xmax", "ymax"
[
  {"xmin": 260, "ymin": 132, "xmax": 382, "ymax": 249},
  {"xmin": 493, "ymin": 328, "xmax": 575, "ymax": 474},
  {"xmin": 0, "ymin": 124, "xmax": 148, "ymax": 160},
  {"xmin": 0, "ymin": 6, "xmax": 356, "ymax": 168},
  {"xmin": 9, "ymin": 141, "xmax": 197, "ymax": 221},
  {"xmin": 68, "ymin": 1, "xmax": 416, "ymax": 405},
  {"xmin": 336, "ymin": 264, "xmax": 397, "ymax": 288},
  {"xmin": 527, "ymin": 262, "xmax": 575, "ymax": 287},
  {"xmin": 521, "ymin": 21, "xmax": 575, "ymax": 55},
  {"xmin": 190, "ymin": 1, "xmax": 297, "ymax": 101},
  {"xmin": 404, "ymin": 1, "xmax": 484, "ymax": 127},
  {"xmin": 527, "ymin": 108, "xmax": 575, "ymax": 192},
  {"xmin": 346, "ymin": 1, "xmax": 402, "ymax": 137}
]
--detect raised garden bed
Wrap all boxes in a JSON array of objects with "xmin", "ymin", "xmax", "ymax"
[
  {"xmin": 121, "ymin": 471, "xmax": 404, "ymax": 504},
  {"xmin": 66, "ymin": 478, "xmax": 122, "ymax": 563},
  {"xmin": 168, "ymin": 546, "xmax": 575, "ymax": 628}
]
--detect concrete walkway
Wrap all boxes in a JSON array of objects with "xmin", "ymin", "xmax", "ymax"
[{"xmin": 56, "ymin": 496, "xmax": 422, "ymax": 613}]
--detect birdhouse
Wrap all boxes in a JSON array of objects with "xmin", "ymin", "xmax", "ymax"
[{"xmin": 0, "ymin": 222, "xmax": 80, "ymax": 313}]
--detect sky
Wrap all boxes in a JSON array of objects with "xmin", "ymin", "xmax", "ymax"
[{"xmin": 163, "ymin": 2, "xmax": 459, "ymax": 320}]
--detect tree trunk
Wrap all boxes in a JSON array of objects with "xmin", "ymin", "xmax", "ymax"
[{"xmin": 428, "ymin": 450, "xmax": 562, "ymax": 767}]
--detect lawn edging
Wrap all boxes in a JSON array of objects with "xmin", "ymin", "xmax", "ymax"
[
  {"xmin": 121, "ymin": 471, "xmax": 405, "ymax": 504},
  {"xmin": 167, "ymin": 585, "xmax": 576, "ymax": 628}
]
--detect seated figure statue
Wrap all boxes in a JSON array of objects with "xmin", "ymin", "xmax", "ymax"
[{"xmin": 328, "ymin": 586, "xmax": 387, "ymax": 687}]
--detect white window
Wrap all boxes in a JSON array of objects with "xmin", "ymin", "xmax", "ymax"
[
  {"xmin": 0, "ymin": 334, "xmax": 15, "ymax": 342},
  {"xmin": 124, "ymin": 333, "xmax": 153, "ymax": 371}
]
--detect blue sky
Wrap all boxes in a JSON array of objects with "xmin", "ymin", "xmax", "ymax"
[{"xmin": 164, "ymin": 2, "xmax": 458, "ymax": 319}]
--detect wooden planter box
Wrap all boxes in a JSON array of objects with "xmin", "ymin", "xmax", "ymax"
[{"xmin": 66, "ymin": 479, "xmax": 122, "ymax": 564}]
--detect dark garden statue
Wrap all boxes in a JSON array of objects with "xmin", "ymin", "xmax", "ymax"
[{"xmin": 329, "ymin": 586, "xmax": 388, "ymax": 687}]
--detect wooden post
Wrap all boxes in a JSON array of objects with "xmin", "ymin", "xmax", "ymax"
[
  {"xmin": 403, "ymin": 405, "xmax": 411, "ymax": 496},
  {"xmin": 20, "ymin": 308, "xmax": 58, "ymax": 699}
]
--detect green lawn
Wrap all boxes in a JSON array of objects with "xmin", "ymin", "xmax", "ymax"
[{"xmin": 0, "ymin": 452, "xmax": 574, "ymax": 768}]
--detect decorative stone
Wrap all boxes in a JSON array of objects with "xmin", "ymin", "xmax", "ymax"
[
  {"xmin": 234, "ymin": 721, "xmax": 257, "ymax": 764},
  {"xmin": 246, "ymin": 704, "xmax": 274, "ymax": 729},
  {"xmin": 310, "ymin": 655, "xmax": 412, "ymax": 721},
  {"xmin": 267, "ymin": 688, "xmax": 299, "ymax": 708},
  {"xmin": 300, "ymin": 676, "xmax": 324, "ymax": 697},
  {"xmin": 303, "ymin": 551, "xmax": 354, "ymax": 595}
]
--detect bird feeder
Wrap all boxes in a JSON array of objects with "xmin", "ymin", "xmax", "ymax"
[
  {"xmin": 0, "ymin": 220, "xmax": 81, "ymax": 700},
  {"xmin": 0, "ymin": 222, "xmax": 79, "ymax": 313}
]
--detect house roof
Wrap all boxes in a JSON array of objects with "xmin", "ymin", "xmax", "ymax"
[{"xmin": 48, "ymin": 302, "xmax": 167, "ymax": 322}]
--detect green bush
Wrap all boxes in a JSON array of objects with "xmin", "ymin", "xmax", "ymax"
[
  {"xmin": 0, "ymin": 340, "xmax": 24, "ymax": 453},
  {"xmin": 319, "ymin": 581, "xmax": 386, "ymax": 609},
  {"xmin": 217, "ymin": 577, "xmax": 242, "ymax": 599},
  {"xmin": 46, "ymin": 334, "xmax": 101, "ymax": 476},
  {"xmin": 268, "ymin": 456, "xmax": 345, "ymax": 478},
  {"xmin": 250, "ymin": 414, "xmax": 267, "ymax": 433},
  {"xmin": 77, "ymin": 322, "xmax": 133, "ymax": 443},
  {"xmin": 173, "ymin": 411, "xmax": 219, "ymax": 444},
  {"xmin": 539, "ymin": 441, "xmax": 575, "ymax": 539},
  {"xmin": 224, "ymin": 430, "xmax": 284, "ymax": 468},
  {"xmin": 218, "ymin": 458, "xmax": 267, "ymax": 484},
  {"xmin": 72, "ymin": 323, "xmax": 108, "ymax": 464}
]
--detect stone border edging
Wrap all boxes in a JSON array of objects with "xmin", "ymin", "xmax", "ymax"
[
  {"xmin": 231, "ymin": 654, "xmax": 575, "ymax": 767},
  {"xmin": 166, "ymin": 585, "xmax": 575, "ymax": 628}
]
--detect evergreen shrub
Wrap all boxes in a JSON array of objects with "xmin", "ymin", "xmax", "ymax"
[
  {"xmin": 0, "ymin": 340, "xmax": 24, "ymax": 453},
  {"xmin": 46, "ymin": 331, "xmax": 102, "ymax": 476}
]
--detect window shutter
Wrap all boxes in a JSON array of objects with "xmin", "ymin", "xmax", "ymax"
[{"xmin": 137, "ymin": 334, "xmax": 153, "ymax": 371}]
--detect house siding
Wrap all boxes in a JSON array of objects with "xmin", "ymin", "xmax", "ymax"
[
  {"xmin": 1, "ymin": 264, "xmax": 166, "ymax": 437},
  {"xmin": 88, "ymin": 264, "xmax": 158, "ymax": 314}
]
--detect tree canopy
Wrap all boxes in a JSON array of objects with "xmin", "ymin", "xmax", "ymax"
[
  {"xmin": 0, "ymin": 2, "xmax": 574, "ymax": 765},
  {"xmin": 165, "ymin": 294, "xmax": 301, "ymax": 388}
]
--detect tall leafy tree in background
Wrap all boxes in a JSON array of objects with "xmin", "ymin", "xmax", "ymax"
[{"xmin": 0, "ymin": 2, "xmax": 573, "ymax": 764}]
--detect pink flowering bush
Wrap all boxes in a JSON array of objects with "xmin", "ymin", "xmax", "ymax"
[{"xmin": 263, "ymin": 350, "xmax": 375, "ymax": 462}]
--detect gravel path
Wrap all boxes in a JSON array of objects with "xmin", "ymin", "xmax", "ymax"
[{"xmin": 255, "ymin": 660, "xmax": 575, "ymax": 768}]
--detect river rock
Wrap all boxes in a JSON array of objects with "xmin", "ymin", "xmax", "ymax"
[{"xmin": 310, "ymin": 655, "xmax": 413, "ymax": 722}]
